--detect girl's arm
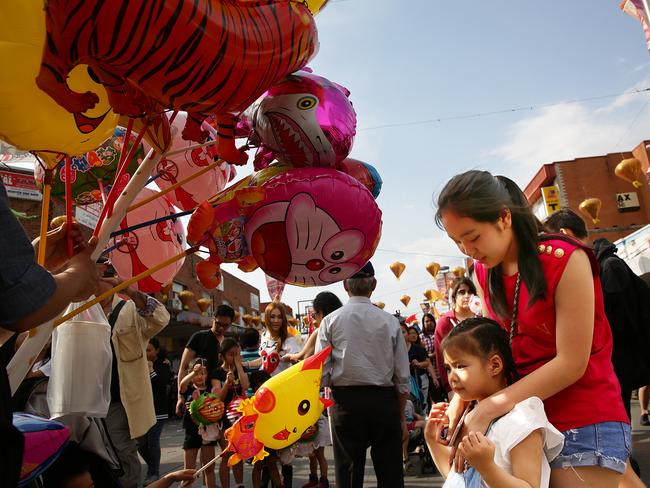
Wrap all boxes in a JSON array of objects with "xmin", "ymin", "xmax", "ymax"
[
  {"xmin": 246, "ymin": 357, "xmax": 263, "ymax": 369},
  {"xmin": 424, "ymin": 403, "xmax": 453, "ymax": 478},
  {"xmin": 178, "ymin": 370, "xmax": 196, "ymax": 394},
  {"xmin": 460, "ymin": 430, "xmax": 543, "ymax": 488},
  {"xmin": 284, "ymin": 330, "xmax": 318, "ymax": 362},
  {"xmin": 234, "ymin": 352, "xmax": 250, "ymax": 391},
  {"xmin": 211, "ymin": 377, "xmax": 227, "ymax": 400},
  {"xmin": 466, "ymin": 250, "xmax": 594, "ymax": 432}
]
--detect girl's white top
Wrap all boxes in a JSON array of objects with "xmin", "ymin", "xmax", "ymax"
[{"xmin": 444, "ymin": 396, "xmax": 564, "ymax": 488}]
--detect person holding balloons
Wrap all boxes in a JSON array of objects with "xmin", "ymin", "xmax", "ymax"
[{"xmin": 434, "ymin": 170, "xmax": 631, "ymax": 487}]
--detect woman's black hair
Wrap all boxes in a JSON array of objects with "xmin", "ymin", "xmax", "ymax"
[
  {"xmin": 441, "ymin": 317, "xmax": 519, "ymax": 385},
  {"xmin": 421, "ymin": 313, "xmax": 436, "ymax": 330},
  {"xmin": 406, "ymin": 326, "xmax": 422, "ymax": 344},
  {"xmin": 148, "ymin": 337, "xmax": 168, "ymax": 363},
  {"xmin": 312, "ymin": 291, "xmax": 343, "ymax": 317},
  {"xmin": 435, "ymin": 170, "xmax": 546, "ymax": 318},
  {"xmin": 450, "ymin": 277, "xmax": 477, "ymax": 304}
]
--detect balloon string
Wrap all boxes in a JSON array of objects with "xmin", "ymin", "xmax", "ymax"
[
  {"xmin": 64, "ymin": 156, "xmax": 73, "ymax": 258},
  {"xmin": 93, "ymin": 120, "xmax": 150, "ymax": 236},
  {"xmin": 54, "ymin": 246, "xmax": 199, "ymax": 327},
  {"xmin": 145, "ymin": 171, "xmax": 163, "ymax": 185},
  {"xmin": 127, "ymin": 159, "xmax": 222, "ymax": 213},
  {"xmin": 37, "ymin": 170, "xmax": 53, "ymax": 266},
  {"xmin": 109, "ymin": 208, "xmax": 194, "ymax": 238}
]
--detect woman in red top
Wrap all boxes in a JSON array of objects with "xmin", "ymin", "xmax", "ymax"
[
  {"xmin": 434, "ymin": 277, "xmax": 477, "ymax": 395},
  {"xmin": 434, "ymin": 170, "xmax": 634, "ymax": 487}
]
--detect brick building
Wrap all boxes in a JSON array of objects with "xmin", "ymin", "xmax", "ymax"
[
  {"xmin": 524, "ymin": 139, "xmax": 650, "ymax": 244},
  {"xmin": 2, "ymin": 164, "xmax": 261, "ymax": 359}
]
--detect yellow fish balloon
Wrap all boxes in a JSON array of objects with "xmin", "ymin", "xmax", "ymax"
[
  {"xmin": 0, "ymin": 0, "xmax": 117, "ymax": 167},
  {"xmin": 252, "ymin": 346, "xmax": 333, "ymax": 450}
]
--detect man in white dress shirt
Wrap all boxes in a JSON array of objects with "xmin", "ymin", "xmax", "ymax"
[{"xmin": 316, "ymin": 262, "xmax": 410, "ymax": 488}]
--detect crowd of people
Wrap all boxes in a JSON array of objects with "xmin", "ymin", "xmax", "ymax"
[{"xmin": 2, "ymin": 168, "xmax": 650, "ymax": 488}]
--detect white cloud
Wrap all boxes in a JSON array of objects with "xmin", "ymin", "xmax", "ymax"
[{"xmin": 491, "ymin": 91, "xmax": 650, "ymax": 186}]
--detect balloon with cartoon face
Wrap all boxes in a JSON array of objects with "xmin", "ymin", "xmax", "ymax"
[
  {"xmin": 187, "ymin": 167, "xmax": 382, "ymax": 289},
  {"xmin": 240, "ymin": 70, "xmax": 356, "ymax": 170},
  {"xmin": 109, "ymin": 188, "xmax": 186, "ymax": 293}
]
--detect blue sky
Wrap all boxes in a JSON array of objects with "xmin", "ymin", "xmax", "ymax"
[
  {"xmin": 225, "ymin": 0, "xmax": 650, "ymax": 318},
  {"xmin": 7, "ymin": 1, "xmax": 650, "ymax": 319}
]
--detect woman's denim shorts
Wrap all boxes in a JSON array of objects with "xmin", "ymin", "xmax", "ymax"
[{"xmin": 549, "ymin": 421, "xmax": 631, "ymax": 474}]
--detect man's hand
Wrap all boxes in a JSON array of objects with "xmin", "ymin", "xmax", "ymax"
[
  {"xmin": 63, "ymin": 237, "xmax": 100, "ymax": 301},
  {"xmin": 458, "ymin": 432, "xmax": 495, "ymax": 473},
  {"xmin": 33, "ymin": 222, "xmax": 86, "ymax": 272}
]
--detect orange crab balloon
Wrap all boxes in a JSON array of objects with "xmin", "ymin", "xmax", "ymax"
[
  {"xmin": 615, "ymin": 158, "xmax": 644, "ymax": 188},
  {"xmin": 400, "ymin": 295, "xmax": 411, "ymax": 307},
  {"xmin": 425, "ymin": 262, "xmax": 440, "ymax": 279},
  {"xmin": 390, "ymin": 261, "xmax": 406, "ymax": 279},
  {"xmin": 579, "ymin": 198, "xmax": 602, "ymax": 225}
]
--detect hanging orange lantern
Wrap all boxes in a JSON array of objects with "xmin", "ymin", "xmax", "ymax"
[
  {"xmin": 288, "ymin": 317, "xmax": 298, "ymax": 327},
  {"xmin": 423, "ymin": 289, "xmax": 443, "ymax": 302},
  {"xmin": 615, "ymin": 158, "xmax": 644, "ymax": 188},
  {"xmin": 400, "ymin": 295, "xmax": 411, "ymax": 307},
  {"xmin": 196, "ymin": 298, "xmax": 212, "ymax": 315},
  {"xmin": 374, "ymin": 302, "xmax": 386, "ymax": 309},
  {"xmin": 251, "ymin": 316, "xmax": 262, "ymax": 327},
  {"xmin": 243, "ymin": 314, "xmax": 253, "ymax": 326},
  {"xmin": 452, "ymin": 267, "xmax": 466, "ymax": 278},
  {"xmin": 578, "ymin": 198, "xmax": 602, "ymax": 225},
  {"xmin": 389, "ymin": 261, "xmax": 406, "ymax": 279},
  {"xmin": 179, "ymin": 290, "xmax": 194, "ymax": 310},
  {"xmin": 425, "ymin": 262, "xmax": 440, "ymax": 279}
]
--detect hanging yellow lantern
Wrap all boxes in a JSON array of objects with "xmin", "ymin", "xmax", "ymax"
[
  {"xmin": 452, "ymin": 267, "xmax": 466, "ymax": 278},
  {"xmin": 400, "ymin": 295, "xmax": 411, "ymax": 307},
  {"xmin": 423, "ymin": 289, "xmax": 444, "ymax": 302},
  {"xmin": 374, "ymin": 302, "xmax": 386, "ymax": 309},
  {"xmin": 288, "ymin": 317, "xmax": 298, "ymax": 327},
  {"xmin": 615, "ymin": 158, "xmax": 644, "ymax": 188},
  {"xmin": 243, "ymin": 314, "xmax": 253, "ymax": 326},
  {"xmin": 304, "ymin": 0, "xmax": 329, "ymax": 14},
  {"xmin": 578, "ymin": 198, "xmax": 602, "ymax": 225},
  {"xmin": 179, "ymin": 290, "xmax": 194, "ymax": 311},
  {"xmin": 251, "ymin": 316, "xmax": 262, "ymax": 327},
  {"xmin": 160, "ymin": 282, "xmax": 172, "ymax": 302},
  {"xmin": 389, "ymin": 261, "xmax": 406, "ymax": 280},
  {"xmin": 425, "ymin": 262, "xmax": 440, "ymax": 279},
  {"xmin": 196, "ymin": 298, "xmax": 212, "ymax": 315}
]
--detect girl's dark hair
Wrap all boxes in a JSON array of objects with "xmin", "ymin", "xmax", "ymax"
[
  {"xmin": 450, "ymin": 277, "xmax": 477, "ymax": 304},
  {"xmin": 421, "ymin": 313, "xmax": 436, "ymax": 330},
  {"xmin": 435, "ymin": 170, "xmax": 546, "ymax": 318},
  {"xmin": 441, "ymin": 317, "xmax": 519, "ymax": 385},
  {"xmin": 240, "ymin": 328, "xmax": 260, "ymax": 349},
  {"xmin": 219, "ymin": 338, "xmax": 239, "ymax": 359},
  {"xmin": 189, "ymin": 357, "xmax": 208, "ymax": 369},
  {"xmin": 312, "ymin": 291, "xmax": 343, "ymax": 317},
  {"xmin": 406, "ymin": 326, "xmax": 422, "ymax": 344},
  {"xmin": 149, "ymin": 337, "xmax": 168, "ymax": 362}
]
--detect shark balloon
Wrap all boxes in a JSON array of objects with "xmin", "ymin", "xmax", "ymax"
[{"xmin": 239, "ymin": 70, "xmax": 357, "ymax": 170}]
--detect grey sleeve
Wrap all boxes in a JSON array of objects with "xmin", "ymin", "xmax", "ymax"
[
  {"xmin": 392, "ymin": 321, "xmax": 411, "ymax": 395},
  {"xmin": 316, "ymin": 317, "xmax": 332, "ymax": 386}
]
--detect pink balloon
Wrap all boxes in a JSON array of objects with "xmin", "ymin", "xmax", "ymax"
[
  {"xmin": 109, "ymin": 188, "xmax": 186, "ymax": 293},
  {"xmin": 187, "ymin": 168, "xmax": 382, "ymax": 288},
  {"xmin": 153, "ymin": 112, "xmax": 234, "ymax": 211}
]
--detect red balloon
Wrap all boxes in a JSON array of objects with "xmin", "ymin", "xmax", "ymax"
[{"xmin": 36, "ymin": 1, "xmax": 319, "ymax": 166}]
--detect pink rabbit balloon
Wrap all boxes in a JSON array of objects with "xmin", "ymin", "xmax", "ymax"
[
  {"xmin": 239, "ymin": 70, "xmax": 357, "ymax": 170},
  {"xmin": 109, "ymin": 188, "xmax": 186, "ymax": 293},
  {"xmin": 154, "ymin": 112, "xmax": 234, "ymax": 211}
]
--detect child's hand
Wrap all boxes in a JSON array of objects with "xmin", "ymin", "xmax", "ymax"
[
  {"xmin": 425, "ymin": 402, "xmax": 449, "ymax": 446},
  {"xmin": 165, "ymin": 468, "xmax": 198, "ymax": 481},
  {"xmin": 192, "ymin": 363, "xmax": 203, "ymax": 375},
  {"xmin": 458, "ymin": 432, "xmax": 495, "ymax": 473},
  {"xmin": 226, "ymin": 371, "xmax": 234, "ymax": 384}
]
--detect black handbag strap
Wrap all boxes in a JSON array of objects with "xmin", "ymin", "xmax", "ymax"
[{"xmin": 108, "ymin": 300, "xmax": 127, "ymax": 329}]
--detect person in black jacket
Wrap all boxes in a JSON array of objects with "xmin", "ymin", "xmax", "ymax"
[{"xmin": 138, "ymin": 337, "xmax": 172, "ymax": 485}]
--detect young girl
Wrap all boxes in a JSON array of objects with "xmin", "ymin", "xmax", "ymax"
[
  {"xmin": 426, "ymin": 317, "xmax": 564, "ymax": 487},
  {"xmin": 210, "ymin": 338, "xmax": 249, "ymax": 488},
  {"xmin": 435, "ymin": 277, "xmax": 478, "ymax": 395},
  {"xmin": 435, "ymin": 170, "xmax": 634, "ymax": 487},
  {"xmin": 178, "ymin": 358, "xmax": 217, "ymax": 488}
]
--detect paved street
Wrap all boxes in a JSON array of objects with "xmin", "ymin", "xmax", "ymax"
[{"xmin": 149, "ymin": 400, "xmax": 650, "ymax": 487}]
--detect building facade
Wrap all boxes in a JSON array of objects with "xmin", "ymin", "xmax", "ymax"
[{"xmin": 524, "ymin": 139, "xmax": 650, "ymax": 244}]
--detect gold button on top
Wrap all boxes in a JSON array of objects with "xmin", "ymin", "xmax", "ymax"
[
  {"xmin": 554, "ymin": 248, "xmax": 565, "ymax": 258},
  {"xmin": 538, "ymin": 244, "xmax": 546, "ymax": 254},
  {"xmin": 545, "ymin": 246, "xmax": 553, "ymax": 255}
]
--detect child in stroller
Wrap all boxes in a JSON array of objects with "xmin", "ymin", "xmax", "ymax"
[{"xmin": 402, "ymin": 398, "xmax": 435, "ymax": 474}]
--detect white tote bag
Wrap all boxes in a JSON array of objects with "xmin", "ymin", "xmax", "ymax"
[{"xmin": 47, "ymin": 298, "xmax": 112, "ymax": 418}]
